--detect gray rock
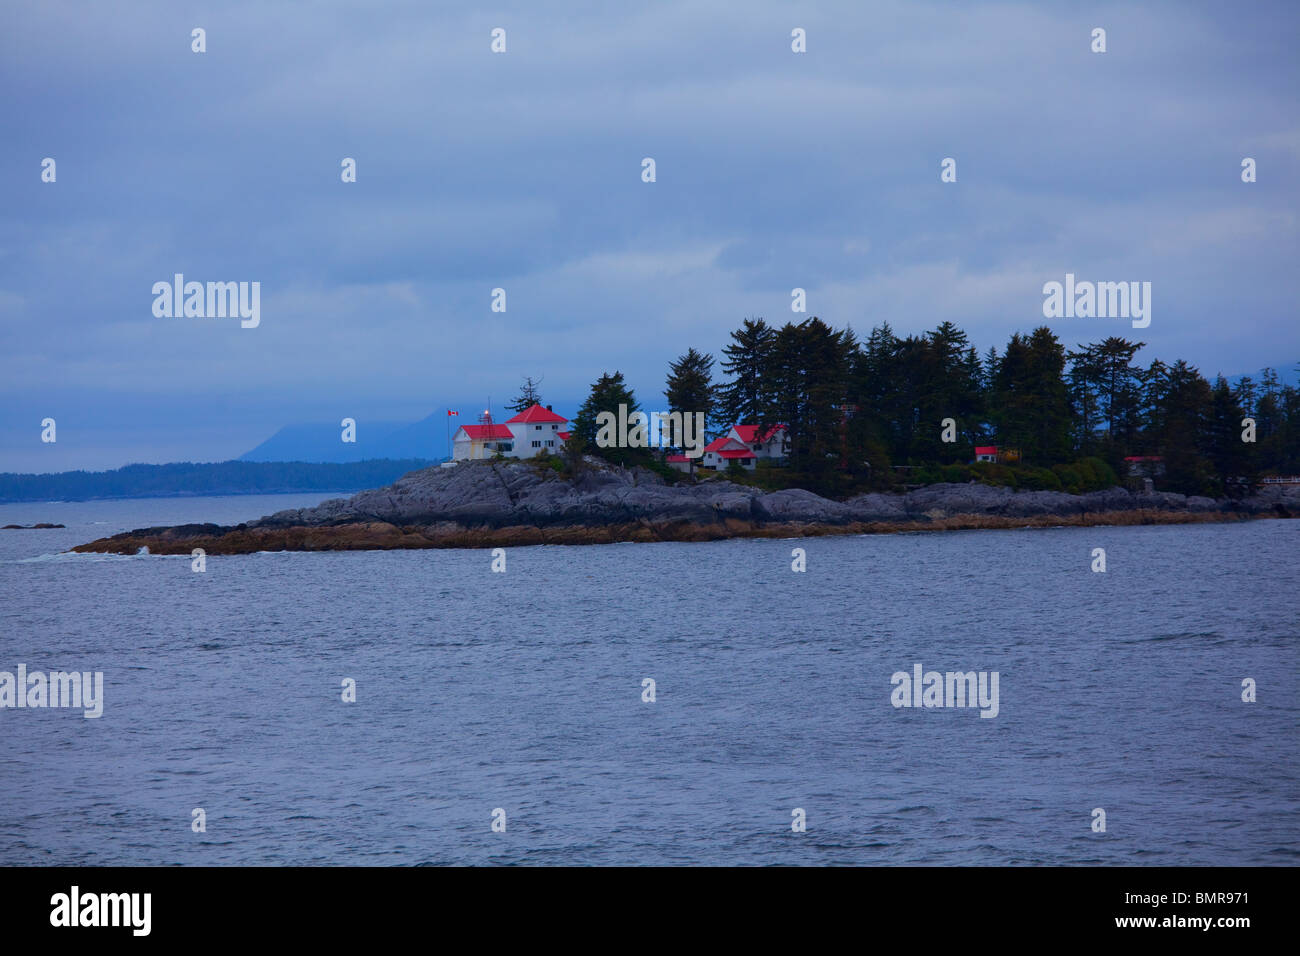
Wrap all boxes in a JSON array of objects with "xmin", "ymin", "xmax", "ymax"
[
  {"xmin": 754, "ymin": 488, "xmax": 852, "ymax": 522},
  {"xmin": 1078, "ymin": 488, "xmax": 1137, "ymax": 513},
  {"xmin": 1003, "ymin": 490, "xmax": 1087, "ymax": 518},
  {"xmin": 903, "ymin": 483, "xmax": 1014, "ymax": 516},
  {"xmin": 241, "ymin": 459, "xmax": 1263, "ymax": 531},
  {"xmin": 843, "ymin": 493, "xmax": 910, "ymax": 522}
]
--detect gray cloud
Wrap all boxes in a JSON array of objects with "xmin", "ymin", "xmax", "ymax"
[{"xmin": 2, "ymin": 0, "xmax": 1297, "ymax": 470}]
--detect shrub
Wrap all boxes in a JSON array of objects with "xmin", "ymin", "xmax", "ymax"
[
  {"xmin": 1076, "ymin": 456, "xmax": 1118, "ymax": 491},
  {"xmin": 941, "ymin": 464, "xmax": 971, "ymax": 484},
  {"xmin": 969, "ymin": 462, "xmax": 1017, "ymax": 488},
  {"xmin": 1052, "ymin": 464, "xmax": 1082, "ymax": 494},
  {"xmin": 645, "ymin": 459, "xmax": 682, "ymax": 484},
  {"xmin": 1017, "ymin": 467, "xmax": 1063, "ymax": 491}
]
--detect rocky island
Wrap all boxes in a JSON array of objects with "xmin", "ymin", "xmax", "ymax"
[{"xmin": 68, "ymin": 459, "xmax": 1299, "ymax": 555}]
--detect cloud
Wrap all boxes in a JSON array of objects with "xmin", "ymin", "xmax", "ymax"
[{"xmin": 1, "ymin": 0, "xmax": 1297, "ymax": 470}]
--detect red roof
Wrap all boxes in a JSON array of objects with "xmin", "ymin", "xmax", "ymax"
[
  {"xmin": 557, "ymin": 431, "xmax": 571, "ymax": 441},
  {"xmin": 719, "ymin": 448, "xmax": 757, "ymax": 459},
  {"xmin": 1124, "ymin": 455, "xmax": 1164, "ymax": 461},
  {"xmin": 703, "ymin": 436, "xmax": 737, "ymax": 454},
  {"xmin": 665, "ymin": 454, "xmax": 690, "ymax": 463},
  {"xmin": 504, "ymin": 404, "xmax": 568, "ymax": 424},
  {"xmin": 974, "ymin": 446, "xmax": 998, "ymax": 455},
  {"xmin": 731, "ymin": 424, "xmax": 787, "ymax": 443},
  {"xmin": 460, "ymin": 424, "xmax": 513, "ymax": 440}
]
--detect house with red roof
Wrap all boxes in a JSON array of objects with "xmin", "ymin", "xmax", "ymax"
[
  {"xmin": 974, "ymin": 445, "xmax": 999, "ymax": 463},
  {"xmin": 691, "ymin": 422, "xmax": 790, "ymax": 472},
  {"xmin": 726, "ymin": 423, "xmax": 790, "ymax": 460},
  {"xmin": 700, "ymin": 434, "xmax": 757, "ymax": 471},
  {"xmin": 451, "ymin": 404, "xmax": 571, "ymax": 460},
  {"xmin": 1123, "ymin": 455, "xmax": 1165, "ymax": 477}
]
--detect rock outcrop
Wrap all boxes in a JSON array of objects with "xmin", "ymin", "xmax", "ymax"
[{"xmin": 70, "ymin": 459, "xmax": 1298, "ymax": 555}]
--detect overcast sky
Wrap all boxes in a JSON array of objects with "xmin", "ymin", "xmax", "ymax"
[{"xmin": 2, "ymin": 0, "xmax": 1297, "ymax": 471}]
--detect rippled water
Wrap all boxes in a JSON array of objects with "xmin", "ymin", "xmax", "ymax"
[{"xmin": 1, "ymin": 495, "xmax": 1296, "ymax": 865}]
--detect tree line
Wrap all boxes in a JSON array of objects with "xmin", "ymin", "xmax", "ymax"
[{"xmin": 543, "ymin": 317, "xmax": 1299, "ymax": 498}]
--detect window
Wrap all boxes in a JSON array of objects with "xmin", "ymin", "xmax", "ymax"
[
  {"xmin": 552, "ymin": 424, "xmax": 558, "ymax": 430},
  {"xmin": 534, "ymin": 425, "xmax": 542, "ymax": 430},
  {"xmin": 545, "ymin": 440, "xmax": 554, "ymax": 447},
  {"xmin": 532, "ymin": 440, "xmax": 541, "ymax": 448}
]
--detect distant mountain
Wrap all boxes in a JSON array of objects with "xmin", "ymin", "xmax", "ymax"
[
  {"xmin": 0, "ymin": 459, "xmax": 436, "ymax": 503},
  {"xmin": 239, "ymin": 413, "xmax": 445, "ymax": 463}
]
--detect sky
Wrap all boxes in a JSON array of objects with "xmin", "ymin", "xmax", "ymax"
[{"xmin": 2, "ymin": 0, "xmax": 1298, "ymax": 472}]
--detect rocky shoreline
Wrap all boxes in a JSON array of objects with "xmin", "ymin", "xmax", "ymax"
[{"xmin": 70, "ymin": 459, "xmax": 1298, "ymax": 555}]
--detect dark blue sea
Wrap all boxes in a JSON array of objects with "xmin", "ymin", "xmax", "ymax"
[{"xmin": 1, "ymin": 494, "xmax": 1296, "ymax": 865}]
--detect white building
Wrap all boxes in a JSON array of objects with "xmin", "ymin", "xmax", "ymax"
[
  {"xmin": 700, "ymin": 435, "xmax": 755, "ymax": 470},
  {"xmin": 451, "ymin": 404, "xmax": 571, "ymax": 461},
  {"xmin": 726, "ymin": 424, "xmax": 790, "ymax": 460},
  {"xmin": 697, "ymin": 423, "xmax": 790, "ymax": 471}
]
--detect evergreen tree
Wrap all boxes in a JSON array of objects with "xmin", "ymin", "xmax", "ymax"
[
  {"xmin": 1208, "ymin": 375, "xmax": 1253, "ymax": 495},
  {"xmin": 1066, "ymin": 343, "xmax": 1101, "ymax": 455},
  {"xmin": 1277, "ymin": 379, "xmax": 1300, "ymax": 473},
  {"xmin": 718, "ymin": 318, "xmax": 775, "ymax": 425},
  {"xmin": 763, "ymin": 318, "xmax": 852, "ymax": 475},
  {"xmin": 860, "ymin": 323, "xmax": 904, "ymax": 462},
  {"xmin": 573, "ymin": 371, "xmax": 650, "ymax": 467},
  {"xmin": 664, "ymin": 348, "xmax": 715, "ymax": 473},
  {"xmin": 1093, "ymin": 337, "xmax": 1146, "ymax": 447},
  {"xmin": 1255, "ymin": 367, "xmax": 1284, "ymax": 470},
  {"xmin": 1232, "ymin": 375, "xmax": 1257, "ymax": 421},
  {"xmin": 982, "ymin": 346, "xmax": 1000, "ymax": 393},
  {"xmin": 921, "ymin": 322, "xmax": 982, "ymax": 459},
  {"xmin": 664, "ymin": 348, "xmax": 716, "ymax": 446},
  {"xmin": 1152, "ymin": 360, "xmax": 1215, "ymax": 495},
  {"xmin": 1137, "ymin": 358, "xmax": 1170, "ymax": 452},
  {"xmin": 506, "ymin": 376, "xmax": 544, "ymax": 413},
  {"xmin": 990, "ymin": 328, "xmax": 1071, "ymax": 465}
]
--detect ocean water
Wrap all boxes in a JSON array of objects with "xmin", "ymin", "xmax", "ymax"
[{"xmin": 0, "ymin": 495, "xmax": 1296, "ymax": 866}]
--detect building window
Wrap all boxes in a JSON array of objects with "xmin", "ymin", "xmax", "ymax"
[
  {"xmin": 545, "ymin": 440, "xmax": 554, "ymax": 447},
  {"xmin": 532, "ymin": 440, "xmax": 541, "ymax": 448},
  {"xmin": 552, "ymin": 424, "xmax": 558, "ymax": 430},
  {"xmin": 535, "ymin": 425, "xmax": 542, "ymax": 430}
]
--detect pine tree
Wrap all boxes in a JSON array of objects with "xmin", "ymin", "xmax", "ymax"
[
  {"xmin": 1155, "ymin": 360, "xmax": 1215, "ymax": 495},
  {"xmin": 506, "ymin": 376, "xmax": 544, "ymax": 413},
  {"xmin": 1066, "ymin": 344, "xmax": 1101, "ymax": 455},
  {"xmin": 763, "ymin": 318, "xmax": 852, "ymax": 477},
  {"xmin": 921, "ymin": 322, "xmax": 982, "ymax": 459},
  {"xmin": 573, "ymin": 371, "xmax": 650, "ymax": 467},
  {"xmin": 718, "ymin": 318, "xmax": 775, "ymax": 425},
  {"xmin": 1209, "ymin": 375, "xmax": 1253, "ymax": 495},
  {"xmin": 664, "ymin": 348, "xmax": 716, "ymax": 446},
  {"xmin": 1232, "ymin": 375, "xmax": 1257, "ymax": 421},
  {"xmin": 1093, "ymin": 337, "xmax": 1146, "ymax": 448},
  {"xmin": 990, "ymin": 328, "xmax": 1070, "ymax": 465}
]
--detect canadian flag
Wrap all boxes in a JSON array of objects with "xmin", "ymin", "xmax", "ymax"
[{"xmin": 447, "ymin": 410, "xmax": 458, "ymax": 416}]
